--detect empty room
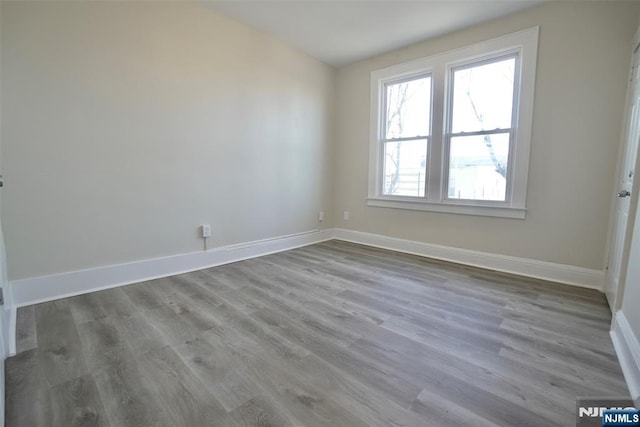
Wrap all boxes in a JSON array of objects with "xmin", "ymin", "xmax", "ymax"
[{"xmin": 1, "ymin": 0, "xmax": 640, "ymax": 426}]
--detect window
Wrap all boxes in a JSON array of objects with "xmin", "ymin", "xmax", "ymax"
[
  {"xmin": 382, "ymin": 75, "xmax": 431, "ymax": 197},
  {"xmin": 447, "ymin": 56, "xmax": 515, "ymax": 202},
  {"xmin": 368, "ymin": 28, "xmax": 538, "ymax": 219}
]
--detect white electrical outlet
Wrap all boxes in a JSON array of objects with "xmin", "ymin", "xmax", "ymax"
[
  {"xmin": 201, "ymin": 224, "xmax": 211, "ymax": 238},
  {"xmin": 343, "ymin": 211, "xmax": 349, "ymax": 221},
  {"xmin": 318, "ymin": 211, "xmax": 324, "ymax": 221}
]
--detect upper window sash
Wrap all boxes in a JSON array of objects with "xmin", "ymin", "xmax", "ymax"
[
  {"xmin": 381, "ymin": 73, "xmax": 432, "ymax": 141},
  {"xmin": 446, "ymin": 52, "xmax": 520, "ymax": 132}
]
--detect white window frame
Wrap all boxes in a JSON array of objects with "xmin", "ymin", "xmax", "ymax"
[
  {"xmin": 380, "ymin": 73, "xmax": 433, "ymax": 197},
  {"xmin": 367, "ymin": 27, "xmax": 539, "ymax": 219}
]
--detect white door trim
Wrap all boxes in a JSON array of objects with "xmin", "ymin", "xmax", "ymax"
[
  {"xmin": 611, "ymin": 310, "xmax": 640, "ymax": 405},
  {"xmin": 604, "ymin": 25, "xmax": 640, "ymax": 313}
]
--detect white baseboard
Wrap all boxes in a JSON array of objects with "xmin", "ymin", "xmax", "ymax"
[
  {"xmin": 5, "ymin": 306, "xmax": 16, "ymax": 357},
  {"xmin": 10, "ymin": 229, "xmax": 332, "ymax": 308},
  {"xmin": 3, "ymin": 278, "xmax": 15, "ymax": 357},
  {"xmin": 611, "ymin": 311, "xmax": 640, "ymax": 405},
  {"xmin": 10, "ymin": 227, "xmax": 605, "ymax": 309},
  {"xmin": 7, "ymin": 227, "xmax": 607, "ymax": 358},
  {"xmin": 332, "ymin": 228, "xmax": 605, "ymax": 290}
]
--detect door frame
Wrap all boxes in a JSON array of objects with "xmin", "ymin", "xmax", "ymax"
[
  {"xmin": 1, "ymin": 233, "xmax": 13, "ymax": 358},
  {"xmin": 605, "ymin": 25, "xmax": 640, "ymax": 316}
]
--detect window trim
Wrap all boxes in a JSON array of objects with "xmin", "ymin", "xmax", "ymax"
[{"xmin": 367, "ymin": 27, "xmax": 539, "ymax": 220}]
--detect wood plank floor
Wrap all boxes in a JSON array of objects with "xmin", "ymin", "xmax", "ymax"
[{"xmin": 5, "ymin": 240, "xmax": 629, "ymax": 426}]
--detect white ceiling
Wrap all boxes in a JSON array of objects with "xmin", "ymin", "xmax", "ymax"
[{"xmin": 207, "ymin": 1, "xmax": 544, "ymax": 67}]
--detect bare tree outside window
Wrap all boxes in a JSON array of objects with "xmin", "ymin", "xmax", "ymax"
[{"xmin": 465, "ymin": 80, "xmax": 508, "ymax": 179}]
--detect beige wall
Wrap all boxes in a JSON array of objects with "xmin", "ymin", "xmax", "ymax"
[
  {"xmin": 3, "ymin": 1, "xmax": 639, "ymax": 282},
  {"xmin": 0, "ymin": 2, "xmax": 335, "ymax": 280},
  {"xmin": 333, "ymin": 1, "xmax": 640, "ymax": 270}
]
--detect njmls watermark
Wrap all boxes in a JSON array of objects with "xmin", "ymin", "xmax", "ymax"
[{"xmin": 577, "ymin": 398, "xmax": 639, "ymax": 426}]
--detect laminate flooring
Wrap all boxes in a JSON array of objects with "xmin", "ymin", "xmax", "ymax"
[{"xmin": 5, "ymin": 240, "xmax": 629, "ymax": 426}]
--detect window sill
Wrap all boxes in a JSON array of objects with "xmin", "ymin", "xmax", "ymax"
[{"xmin": 366, "ymin": 197, "xmax": 526, "ymax": 219}]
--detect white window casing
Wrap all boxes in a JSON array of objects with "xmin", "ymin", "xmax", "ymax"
[{"xmin": 367, "ymin": 27, "xmax": 539, "ymax": 219}]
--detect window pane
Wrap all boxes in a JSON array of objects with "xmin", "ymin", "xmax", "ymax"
[
  {"xmin": 451, "ymin": 57, "xmax": 515, "ymax": 133},
  {"xmin": 448, "ymin": 133, "xmax": 509, "ymax": 201},
  {"xmin": 383, "ymin": 139, "xmax": 427, "ymax": 197},
  {"xmin": 385, "ymin": 76, "xmax": 431, "ymax": 139}
]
